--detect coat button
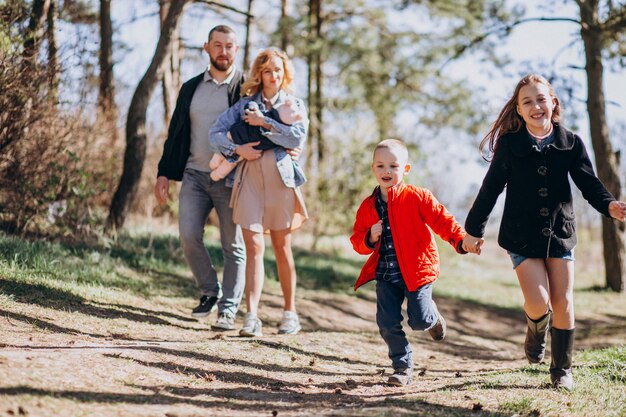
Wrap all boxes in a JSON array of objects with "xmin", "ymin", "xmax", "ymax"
[
  {"xmin": 542, "ymin": 227, "xmax": 551, "ymax": 237},
  {"xmin": 537, "ymin": 166, "xmax": 547, "ymax": 176},
  {"xmin": 540, "ymin": 208, "xmax": 550, "ymax": 216},
  {"xmin": 538, "ymin": 187, "xmax": 548, "ymax": 197}
]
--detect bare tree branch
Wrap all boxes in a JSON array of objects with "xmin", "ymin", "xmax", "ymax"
[
  {"xmin": 193, "ymin": 0, "xmax": 251, "ymax": 17},
  {"xmin": 438, "ymin": 16, "xmax": 582, "ymax": 73}
]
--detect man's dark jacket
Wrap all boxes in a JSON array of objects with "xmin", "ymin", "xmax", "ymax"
[
  {"xmin": 465, "ymin": 124, "xmax": 615, "ymax": 258},
  {"xmin": 157, "ymin": 70, "xmax": 244, "ymax": 181}
]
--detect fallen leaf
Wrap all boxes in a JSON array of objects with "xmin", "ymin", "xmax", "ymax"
[{"xmin": 200, "ymin": 373, "xmax": 216, "ymax": 382}]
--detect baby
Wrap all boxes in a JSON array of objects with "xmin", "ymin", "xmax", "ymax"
[{"xmin": 209, "ymin": 99, "xmax": 303, "ymax": 181}]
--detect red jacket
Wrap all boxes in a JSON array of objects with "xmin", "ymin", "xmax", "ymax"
[{"xmin": 350, "ymin": 182, "xmax": 466, "ymax": 292}]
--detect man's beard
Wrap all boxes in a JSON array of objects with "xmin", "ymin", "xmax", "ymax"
[{"xmin": 210, "ymin": 56, "xmax": 232, "ymax": 72}]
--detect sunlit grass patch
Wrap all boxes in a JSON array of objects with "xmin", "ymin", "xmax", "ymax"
[
  {"xmin": 470, "ymin": 347, "xmax": 626, "ymax": 417},
  {"xmin": 576, "ymin": 345, "xmax": 626, "ymax": 383}
]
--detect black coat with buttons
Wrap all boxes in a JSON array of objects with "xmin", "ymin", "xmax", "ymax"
[{"xmin": 465, "ymin": 124, "xmax": 615, "ymax": 258}]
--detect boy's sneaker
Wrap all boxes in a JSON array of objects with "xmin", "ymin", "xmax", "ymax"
[
  {"xmin": 191, "ymin": 295, "xmax": 218, "ymax": 317},
  {"xmin": 278, "ymin": 310, "xmax": 301, "ymax": 335},
  {"xmin": 239, "ymin": 313, "xmax": 263, "ymax": 337},
  {"xmin": 211, "ymin": 312, "xmax": 236, "ymax": 331},
  {"xmin": 428, "ymin": 303, "xmax": 447, "ymax": 341},
  {"xmin": 387, "ymin": 368, "xmax": 413, "ymax": 386}
]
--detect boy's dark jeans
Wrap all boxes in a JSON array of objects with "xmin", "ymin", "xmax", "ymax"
[{"xmin": 376, "ymin": 280, "xmax": 438, "ymax": 370}]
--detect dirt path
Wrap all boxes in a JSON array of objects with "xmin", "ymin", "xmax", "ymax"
[{"xmin": 1, "ymin": 277, "xmax": 625, "ymax": 417}]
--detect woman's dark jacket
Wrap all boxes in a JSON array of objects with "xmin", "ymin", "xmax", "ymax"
[
  {"xmin": 465, "ymin": 124, "xmax": 615, "ymax": 258},
  {"xmin": 156, "ymin": 70, "xmax": 244, "ymax": 181}
]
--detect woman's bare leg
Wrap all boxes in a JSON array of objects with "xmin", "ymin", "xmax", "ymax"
[
  {"xmin": 242, "ymin": 228, "xmax": 265, "ymax": 315},
  {"xmin": 270, "ymin": 228, "xmax": 296, "ymax": 312}
]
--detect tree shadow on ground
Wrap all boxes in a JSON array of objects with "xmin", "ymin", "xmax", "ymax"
[
  {"xmin": 101, "ymin": 343, "xmax": 374, "ymax": 377},
  {"xmin": 293, "ymin": 291, "xmax": 626, "ymax": 363},
  {"xmin": 0, "ymin": 278, "xmax": 200, "ymax": 331},
  {"xmin": 0, "ymin": 385, "xmax": 512, "ymax": 416},
  {"xmin": 238, "ymin": 339, "xmax": 378, "ymax": 367},
  {"xmin": 0, "ymin": 308, "xmax": 107, "ymax": 340}
]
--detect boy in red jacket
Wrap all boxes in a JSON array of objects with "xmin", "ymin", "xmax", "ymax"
[{"xmin": 351, "ymin": 139, "xmax": 474, "ymax": 386}]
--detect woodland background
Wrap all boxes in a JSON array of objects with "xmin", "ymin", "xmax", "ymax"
[{"xmin": 1, "ymin": 0, "xmax": 625, "ymax": 291}]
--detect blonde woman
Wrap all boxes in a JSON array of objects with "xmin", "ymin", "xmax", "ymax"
[{"xmin": 209, "ymin": 48, "xmax": 308, "ymax": 337}]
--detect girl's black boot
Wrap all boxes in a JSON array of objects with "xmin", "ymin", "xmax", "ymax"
[
  {"xmin": 525, "ymin": 310, "xmax": 551, "ymax": 363},
  {"xmin": 550, "ymin": 327, "xmax": 574, "ymax": 391}
]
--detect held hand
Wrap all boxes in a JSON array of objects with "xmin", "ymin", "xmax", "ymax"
[
  {"xmin": 608, "ymin": 201, "xmax": 626, "ymax": 222},
  {"xmin": 369, "ymin": 220, "xmax": 383, "ymax": 244},
  {"xmin": 243, "ymin": 108, "xmax": 268, "ymax": 127},
  {"xmin": 154, "ymin": 176, "xmax": 170, "ymax": 205},
  {"xmin": 286, "ymin": 147, "xmax": 302, "ymax": 161},
  {"xmin": 235, "ymin": 142, "xmax": 262, "ymax": 160},
  {"xmin": 462, "ymin": 233, "xmax": 485, "ymax": 255}
]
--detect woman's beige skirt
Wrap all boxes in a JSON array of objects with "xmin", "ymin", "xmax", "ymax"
[{"xmin": 230, "ymin": 150, "xmax": 307, "ymax": 233}]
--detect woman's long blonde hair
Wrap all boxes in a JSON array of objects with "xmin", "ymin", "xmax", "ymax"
[
  {"xmin": 480, "ymin": 74, "xmax": 561, "ymax": 160},
  {"xmin": 241, "ymin": 48, "xmax": 295, "ymax": 97}
]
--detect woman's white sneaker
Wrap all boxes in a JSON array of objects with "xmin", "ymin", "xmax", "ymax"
[
  {"xmin": 239, "ymin": 313, "xmax": 263, "ymax": 337},
  {"xmin": 278, "ymin": 311, "xmax": 301, "ymax": 335}
]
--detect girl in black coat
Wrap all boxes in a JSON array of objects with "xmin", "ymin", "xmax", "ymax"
[{"xmin": 462, "ymin": 74, "xmax": 626, "ymax": 391}]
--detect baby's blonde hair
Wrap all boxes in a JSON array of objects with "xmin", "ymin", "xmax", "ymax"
[{"xmin": 374, "ymin": 139, "xmax": 409, "ymax": 162}]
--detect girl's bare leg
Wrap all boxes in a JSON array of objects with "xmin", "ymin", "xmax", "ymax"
[
  {"xmin": 515, "ymin": 258, "xmax": 551, "ymax": 319},
  {"xmin": 545, "ymin": 258, "xmax": 575, "ymax": 330}
]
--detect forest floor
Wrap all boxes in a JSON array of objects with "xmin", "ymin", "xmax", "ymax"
[{"xmin": 0, "ymin": 228, "xmax": 625, "ymax": 417}]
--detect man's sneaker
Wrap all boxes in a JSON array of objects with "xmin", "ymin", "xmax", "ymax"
[
  {"xmin": 428, "ymin": 303, "xmax": 447, "ymax": 341},
  {"xmin": 211, "ymin": 312, "xmax": 236, "ymax": 331},
  {"xmin": 191, "ymin": 295, "xmax": 218, "ymax": 318},
  {"xmin": 387, "ymin": 368, "xmax": 413, "ymax": 386},
  {"xmin": 239, "ymin": 312, "xmax": 263, "ymax": 337},
  {"xmin": 278, "ymin": 310, "xmax": 301, "ymax": 335}
]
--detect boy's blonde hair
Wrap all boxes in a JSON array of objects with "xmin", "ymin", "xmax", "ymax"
[{"xmin": 373, "ymin": 139, "xmax": 409, "ymax": 162}]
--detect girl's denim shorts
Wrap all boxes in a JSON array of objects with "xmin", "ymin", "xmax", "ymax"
[{"xmin": 508, "ymin": 250, "xmax": 575, "ymax": 269}]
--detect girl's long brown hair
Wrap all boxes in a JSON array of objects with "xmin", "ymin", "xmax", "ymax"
[
  {"xmin": 480, "ymin": 73, "xmax": 561, "ymax": 160},
  {"xmin": 241, "ymin": 48, "xmax": 295, "ymax": 97}
]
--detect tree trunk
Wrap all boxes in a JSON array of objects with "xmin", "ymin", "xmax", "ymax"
[
  {"xmin": 159, "ymin": 0, "xmax": 181, "ymax": 128},
  {"xmin": 98, "ymin": 0, "xmax": 118, "ymax": 138},
  {"xmin": 243, "ymin": 0, "xmax": 254, "ymax": 72},
  {"xmin": 107, "ymin": 0, "xmax": 190, "ymax": 231},
  {"xmin": 307, "ymin": 0, "xmax": 325, "ymax": 249},
  {"xmin": 46, "ymin": 0, "xmax": 58, "ymax": 104},
  {"xmin": 279, "ymin": 0, "xmax": 290, "ymax": 54},
  {"xmin": 24, "ymin": 0, "xmax": 51, "ymax": 61},
  {"xmin": 579, "ymin": 0, "xmax": 625, "ymax": 291}
]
